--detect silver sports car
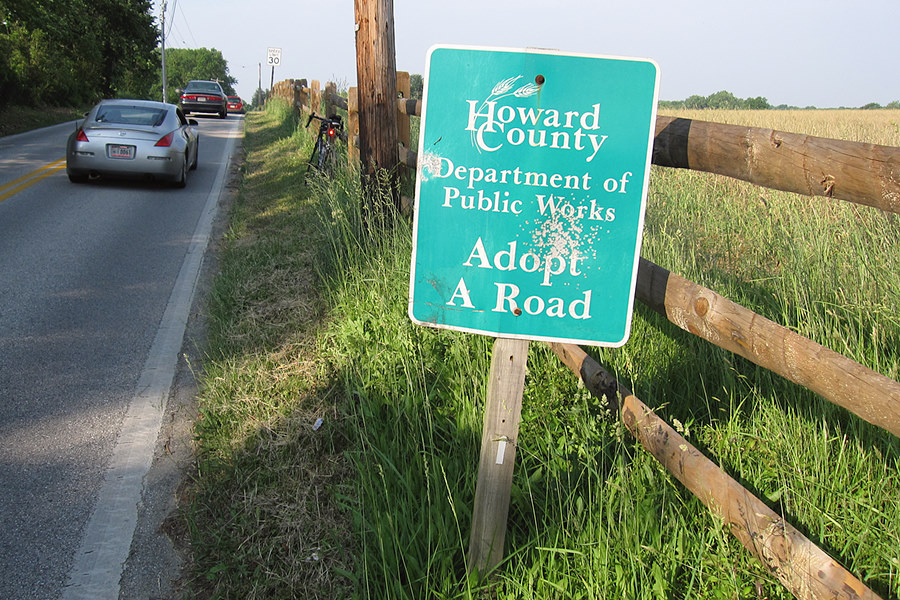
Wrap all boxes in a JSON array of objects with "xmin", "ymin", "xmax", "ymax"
[{"xmin": 66, "ymin": 99, "xmax": 199, "ymax": 187}]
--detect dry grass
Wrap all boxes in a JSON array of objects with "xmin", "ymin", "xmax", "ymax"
[{"xmin": 182, "ymin": 103, "xmax": 355, "ymax": 599}]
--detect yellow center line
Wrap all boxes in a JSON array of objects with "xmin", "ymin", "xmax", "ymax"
[{"xmin": 0, "ymin": 159, "xmax": 67, "ymax": 203}]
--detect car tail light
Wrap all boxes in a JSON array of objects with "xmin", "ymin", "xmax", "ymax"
[
  {"xmin": 75, "ymin": 128, "xmax": 89, "ymax": 142},
  {"xmin": 155, "ymin": 131, "xmax": 175, "ymax": 147}
]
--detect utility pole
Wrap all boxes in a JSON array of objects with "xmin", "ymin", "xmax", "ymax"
[
  {"xmin": 354, "ymin": 0, "xmax": 401, "ymax": 220},
  {"xmin": 160, "ymin": 0, "xmax": 167, "ymax": 102}
]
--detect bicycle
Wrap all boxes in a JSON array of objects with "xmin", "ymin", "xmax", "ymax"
[{"xmin": 305, "ymin": 112, "xmax": 345, "ymax": 176}]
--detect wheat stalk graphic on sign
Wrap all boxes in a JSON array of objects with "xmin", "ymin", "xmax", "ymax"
[{"xmin": 469, "ymin": 75, "xmax": 541, "ymax": 152}]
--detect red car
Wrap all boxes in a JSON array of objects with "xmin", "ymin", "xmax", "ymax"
[{"xmin": 227, "ymin": 96, "xmax": 244, "ymax": 114}]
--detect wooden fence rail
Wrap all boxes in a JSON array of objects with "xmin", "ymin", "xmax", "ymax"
[
  {"xmin": 548, "ymin": 343, "xmax": 881, "ymax": 600},
  {"xmin": 653, "ymin": 116, "xmax": 900, "ymax": 214},
  {"xmin": 636, "ymin": 257, "xmax": 900, "ymax": 438}
]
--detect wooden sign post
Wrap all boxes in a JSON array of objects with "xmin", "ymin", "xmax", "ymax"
[
  {"xmin": 408, "ymin": 45, "xmax": 659, "ymax": 579},
  {"xmin": 467, "ymin": 337, "xmax": 529, "ymax": 577}
]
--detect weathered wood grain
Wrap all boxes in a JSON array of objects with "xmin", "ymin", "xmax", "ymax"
[
  {"xmin": 654, "ymin": 116, "xmax": 900, "ymax": 214},
  {"xmin": 468, "ymin": 338, "xmax": 529, "ymax": 578},
  {"xmin": 353, "ymin": 0, "xmax": 399, "ymax": 177},
  {"xmin": 635, "ymin": 258, "xmax": 900, "ymax": 438}
]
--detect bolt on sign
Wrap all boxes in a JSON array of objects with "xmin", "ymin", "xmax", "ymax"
[{"xmin": 409, "ymin": 45, "xmax": 659, "ymax": 346}]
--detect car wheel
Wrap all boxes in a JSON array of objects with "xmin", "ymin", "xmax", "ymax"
[
  {"xmin": 173, "ymin": 153, "xmax": 188, "ymax": 188},
  {"xmin": 68, "ymin": 171, "xmax": 88, "ymax": 183},
  {"xmin": 219, "ymin": 108, "xmax": 227, "ymax": 119}
]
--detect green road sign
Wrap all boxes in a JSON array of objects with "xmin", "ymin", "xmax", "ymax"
[{"xmin": 409, "ymin": 45, "xmax": 659, "ymax": 346}]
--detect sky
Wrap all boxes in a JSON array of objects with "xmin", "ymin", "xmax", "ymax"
[{"xmin": 158, "ymin": 0, "xmax": 899, "ymax": 109}]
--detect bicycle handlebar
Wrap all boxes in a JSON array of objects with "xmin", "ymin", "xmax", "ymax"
[{"xmin": 306, "ymin": 112, "xmax": 344, "ymax": 130}]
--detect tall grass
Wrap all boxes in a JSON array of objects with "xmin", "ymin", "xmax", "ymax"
[{"xmin": 186, "ymin": 102, "xmax": 900, "ymax": 599}]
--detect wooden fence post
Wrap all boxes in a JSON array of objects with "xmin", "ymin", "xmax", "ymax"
[
  {"xmin": 296, "ymin": 78, "xmax": 308, "ymax": 113},
  {"xmin": 310, "ymin": 80, "xmax": 321, "ymax": 115},
  {"xmin": 324, "ymin": 81, "xmax": 337, "ymax": 117},
  {"xmin": 396, "ymin": 71, "xmax": 410, "ymax": 150},
  {"xmin": 468, "ymin": 337, "xmax": 529, "ymax": 578},
  {"xmin": 348, "ymin": 87, "xmax": 359, "ymax": 165},
  {"xmin": 354, "ymin": 0, "xmax": 401, "ymax": 215},
  {"xmin": 290, "ymin": 79, "xmax": 300, "ymax": 114}
]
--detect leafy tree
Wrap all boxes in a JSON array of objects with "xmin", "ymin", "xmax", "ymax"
[
  {"xmin": 860, "ymin": 102, "xmax": 882, "ymax": 110},
  {"xmin": 251, "ymin": 88, "xmax": 268, "ymax": 109},
  {"xmin": 409, "ymin": 73, "xmax": 423, "ymax": 100},
  {"xmin": 683, "ymin": 94, "xmax": 708, "ymax": 109},
  {"xmin": 660, "ymin": 91, "xmax": 771, "ymax": 111},
  {"xmin": 744, "ymin": 96, "xmax": 771, "ymax": 109},
  {"xmin": 153, "ymin": 47, "xmax": 236, "ymax": 103},
  {"xmin": 706, "ymin": 90, "xmax": 740, "ymax": 109},
  {"xmin": 0, "ymin": 0, "xmax": 158, "ymax": 106},
  {"xmin": 886, "ymin": 101, "xmax": 900, "ymax": 109},
  {"xmin": 93, "ymin": 0, "xmax": 159, "ymax": 98}
]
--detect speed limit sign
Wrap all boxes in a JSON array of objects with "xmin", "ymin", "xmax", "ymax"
[{"xmin": 267, "ymin": 47, "xmax": 282, "ymax": 66}]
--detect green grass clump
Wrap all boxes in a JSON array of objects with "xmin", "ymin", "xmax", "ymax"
[
  {"xmin": 0, "ymin": 104, "xmax": 87, "ymax": 137},
  {"xmin": 185, "ymin": 103, "xmax": 900, "ymax": 599}
]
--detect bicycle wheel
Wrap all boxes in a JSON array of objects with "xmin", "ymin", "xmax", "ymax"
[
  {"xmin": 306, "ymin": 139, "xmax": 322, "ymax": 174},
  {"xmin": 317, "ymin": 141, "xmax": 330, "ymax": 173}
]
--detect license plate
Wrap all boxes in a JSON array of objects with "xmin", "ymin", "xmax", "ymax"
[
  {"xmin": 197, "ymin": 97, "xmax": 207, "ymax": 102},
  {"xmin": 108, "ymin": 145, "xmax": 135, "ymax": 159}
]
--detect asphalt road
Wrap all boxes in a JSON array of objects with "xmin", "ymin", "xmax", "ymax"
[{"xmin": 0, "ymin": 113, "xmax": 242, "ymax": 599}]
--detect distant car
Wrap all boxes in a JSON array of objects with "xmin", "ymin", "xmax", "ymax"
[
  {"xmin": 180, "ymin": 80, "xmax": 228, "ymax": 118},
  {"xmin": 226, "ymin": 96, "xmax": 244, "ymax": 114},
  {"xmin": 66, "ymin": 99, "xmax": 199, "ymax": 187}
]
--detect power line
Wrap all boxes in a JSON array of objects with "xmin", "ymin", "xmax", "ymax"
[
  {"xmin": 165, "ymin": 0, "xmax": 177, "ymax": 38},
  {"xmin": 169, "ymin": 22, "xmax": 187, "ymax": 47},
  {"xmin": 176, "ymin": 1, "xmax": 198, "ymax": 47},
  {"xmin": 157, "ymin": 0, "xmax": 196, "ymax": 48}
]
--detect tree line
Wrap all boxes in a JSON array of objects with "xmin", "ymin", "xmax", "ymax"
[
  {"xmin": 659, "ymin": 89, "xmax": 900, "ymax": 111},
  {"xmin": 0, "ymin": 0, "xmax": 238, "ymax": 109}
]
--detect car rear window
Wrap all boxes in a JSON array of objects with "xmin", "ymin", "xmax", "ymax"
[
  {"xmin": 186, "ymin": 82, "xmax": 222, "ymax": 93},
  {"xmin": 95, "ymin": 106, "xmax": 168, "ymax": 126}
]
